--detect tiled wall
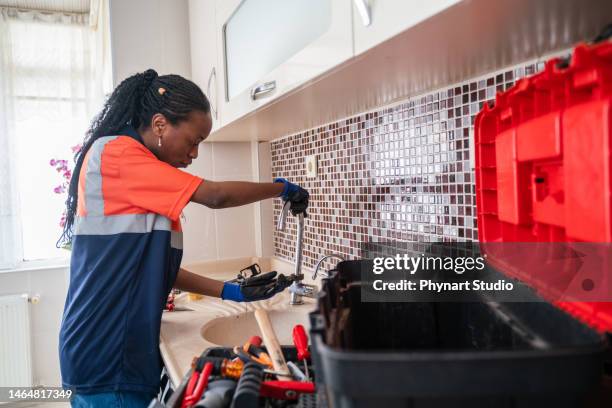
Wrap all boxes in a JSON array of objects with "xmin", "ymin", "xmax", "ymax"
[{"xmin": 271, "ymin": 59, "xmax": 547, "ymax": 269}]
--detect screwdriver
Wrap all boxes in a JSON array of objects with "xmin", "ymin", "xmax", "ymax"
[
  {"xmin": 189, "ymin": 355, "xmax": 245, "ymax": 380},
  {"xmin": 292, "ymin": 325, "xmax": 310, "ymax": 380},
  {"xmin": 241, "ymin": 339, "xmax": 274, "ymax": 367},
  {"xmin": 248, "ymin": 335, "xmax": 263, "ymax": 347}
]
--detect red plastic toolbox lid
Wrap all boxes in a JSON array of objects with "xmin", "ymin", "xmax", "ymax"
[{"xmin": 474, "ymin": 42, "xmax": 612, "ymax": 332}]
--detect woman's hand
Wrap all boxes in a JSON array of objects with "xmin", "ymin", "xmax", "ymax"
[
  {"xmin": 221, "ymin": 271, "xmax": 293, "ymax": 302},
  {"xmin": 173, "ymin": 269, "xmax": 292, "ymax": 302},
  {"xmin": 274, "ymin": 178, "xmax": 309, "ymax": 216}
]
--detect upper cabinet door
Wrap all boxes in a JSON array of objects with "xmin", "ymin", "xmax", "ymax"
[
  {"xmin": 352, "ymin": 0, "xmax": 461, "ymax": 56},
  {"xmin": 216, "ymin": 0, "xmax": 353, "ymax": 126},
  {"xmin": 188, "ymin": 0, "xmax": 222, "ymax": 132}
]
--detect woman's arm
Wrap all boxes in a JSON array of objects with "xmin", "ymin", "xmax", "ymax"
[
  {"xmin": 173, "ymin": 267, "xmax": 225, "ymax": 297},
  {"xmin": 173, "ymin": 267, "xmax": 291, "ymax": 302},
  {"xmin": 190, "ymin": 180, "xmax": 284, "ymax": 209}
]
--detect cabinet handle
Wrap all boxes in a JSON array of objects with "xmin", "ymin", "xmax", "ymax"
[
  {"xmin": 353, "ymin": 0, "xmax": 371, "ymax": 26},
  {"xmin": 206, "ymin": 67, "xmax": 218, "ymax": 120},
  {"xmin": 250, "ymin": 81, "xmax": 276, "ymax": 100}
]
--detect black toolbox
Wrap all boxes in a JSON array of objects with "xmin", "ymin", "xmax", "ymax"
[{"xmin": 309, "ymin": 259, "xmax": 610, "ymax": 408}]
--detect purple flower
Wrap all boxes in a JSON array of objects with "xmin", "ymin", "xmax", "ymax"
[{"xmin": 50, "ymin": 148, "xmax": 77, "ymax": 227}]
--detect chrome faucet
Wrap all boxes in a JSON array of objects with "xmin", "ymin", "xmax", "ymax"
[
  {"xmin": 312, "ymin": 254, "xmax": 346, "ymax": 280},
  {"xmin": 277, "ymin": 201, "xmax": 315, "ymax": 305}
]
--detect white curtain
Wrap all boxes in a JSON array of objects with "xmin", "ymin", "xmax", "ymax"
[
  {"xmin": 0, "ymin": 8, "xmax": 20, "ymax": 269},
  {"xmin": 0, "ymin": 1, "xmax": 111, "ymax": 267},
  {"xmin": 89, "ymin": 0, "xmax": 113, "ymax": 96}
]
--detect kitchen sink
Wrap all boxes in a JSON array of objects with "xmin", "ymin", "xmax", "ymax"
[{"xmin": 201, "ymin": 309, "xmax": 310, "ymax": 346}]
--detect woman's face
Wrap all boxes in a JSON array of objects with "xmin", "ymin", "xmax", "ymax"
[{"xmin": 153, "ymin": 110, "xmax": 212, "ymax": 168}]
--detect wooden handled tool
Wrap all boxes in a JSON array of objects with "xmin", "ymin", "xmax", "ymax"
[{"xmin": 254, "ymin": 309, "xmax": 292, "ymax": 381}]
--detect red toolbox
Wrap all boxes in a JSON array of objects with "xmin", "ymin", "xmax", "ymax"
[
  {"xmin": 474, "ymin": 42, "xmax": 612, "ymax": 331},
  {"xmin": 306, "ymin": 44, "xmax": 611, "ymax": 408}
]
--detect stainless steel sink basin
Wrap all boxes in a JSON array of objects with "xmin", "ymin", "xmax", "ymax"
[{"xmin": 201, "ymin": 309, "xmax": 310, "ymax": 346}]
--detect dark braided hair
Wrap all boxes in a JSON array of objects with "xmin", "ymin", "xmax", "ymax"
[{"xmin": 57, "ymin": 69, "xmax": 210, "ymax": 247}]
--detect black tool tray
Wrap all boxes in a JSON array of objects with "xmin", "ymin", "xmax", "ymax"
[
  {"xmin": 156, "ymin": 346, "xmax": 317, "ymax": 408},
  {"xmin": 309, "ymin": 260, "xmax": 609, "ymax": 408}
]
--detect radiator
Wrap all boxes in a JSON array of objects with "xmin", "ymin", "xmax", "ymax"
[{"xmin": 0, "ymin": 294, "xmax": 33, "ymax": 387}]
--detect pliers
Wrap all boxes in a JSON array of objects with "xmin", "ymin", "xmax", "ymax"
[{"xmin": 181, "ymin": 360, "xmax": 213, "ymax": 408}]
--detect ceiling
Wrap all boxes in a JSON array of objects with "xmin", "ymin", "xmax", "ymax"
[{"xmin": 0, "ymin": 0, "xmax": 89, "ymax": 13}]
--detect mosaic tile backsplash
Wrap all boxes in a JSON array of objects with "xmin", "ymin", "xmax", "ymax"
[{"xmin": 271, "ymin": 59, "xmax": 548, "ymax": 270}]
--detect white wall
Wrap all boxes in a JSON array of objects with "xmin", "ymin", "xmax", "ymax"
[
  {"xmin": 182, "ymin": 143, "xmax": 259, "ymax": 264},
  {"xmin": 254, "ymin": 142, "xmax": 274, "ymax": 258},
  {"xmin": 109, "ymin": 0, "xmax": 192, "ymax": 81},
  {"xmin": 0, "ymin": 266, "xmax": 69, "ymax": 387}
]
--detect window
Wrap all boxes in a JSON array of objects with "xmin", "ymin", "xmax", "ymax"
[{"xmin": 0, "ymin": 4, "xmax": 111, "ymax": 268}]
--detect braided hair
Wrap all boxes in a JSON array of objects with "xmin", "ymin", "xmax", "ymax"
[{"xmin": 58, "ymin": 69, "xmax": 210, "ymax": 247}]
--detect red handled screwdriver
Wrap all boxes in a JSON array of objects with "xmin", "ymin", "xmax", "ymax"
[{"xmin": 292, "ymin": 324, "xmax": 310, "ymax": 380}]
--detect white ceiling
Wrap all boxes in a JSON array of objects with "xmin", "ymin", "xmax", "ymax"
[{"xmin": 0, "ymin": 0, "xmax": 89, "ymax": 13}]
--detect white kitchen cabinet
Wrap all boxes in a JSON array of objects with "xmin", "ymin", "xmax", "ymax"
[
  {"xmin": 352, "ymin": 0, "xmax": 461, "ymax": 55},
  {"xmin": 215, "ymin": 0, "xmax": 353, "ymax": 127},
  {"xmin": 188, "ymin": 0, "xmax": 222, "ymax": 132}
]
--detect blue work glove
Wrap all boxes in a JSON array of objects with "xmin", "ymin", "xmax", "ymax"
[
  {"xmin": 221, "ymin": 271, "xmax": 292, "ymax": 302},
  {"xmin": 274, "ymin": 178, "xmax": 309, "ymax": 216}
]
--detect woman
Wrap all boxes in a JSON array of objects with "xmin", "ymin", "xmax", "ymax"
[{"xmin": 58, "ymin": 69, "xmax": 308, "ymax": 407}]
